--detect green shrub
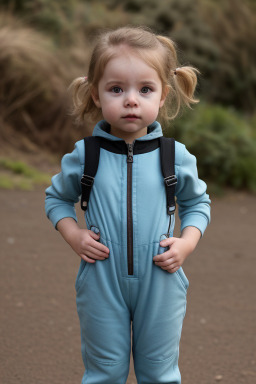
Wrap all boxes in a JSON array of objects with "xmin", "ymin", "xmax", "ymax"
[
  {"xmin": 170, "ymin": 103, "xmax": 256, "ymax": 191},
  {"xmin": 0, "ymin": 158, "xmax": 52, "ymax": 190}
]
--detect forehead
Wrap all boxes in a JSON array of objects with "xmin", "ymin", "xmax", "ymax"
[{"xmin": 102, "ymin": 47, "xmax": 161, "ymax": 79}]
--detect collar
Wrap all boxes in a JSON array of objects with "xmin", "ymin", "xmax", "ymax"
[
  {"xmin": 91, "ymin": 120, "xmax": 163, "ymax": 155},
  {"xmin": 92, "ymin": 120, "xmax": 163, "ymax": 142}
]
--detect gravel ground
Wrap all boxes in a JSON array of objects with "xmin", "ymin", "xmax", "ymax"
[{"xmin": 0, "ymin": 188, "xmax": 255, "ymax": 384}]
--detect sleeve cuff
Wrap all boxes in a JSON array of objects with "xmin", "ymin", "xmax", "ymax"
[
  {"xmin": 180, "ymin": 214, "xmax": 209, "ymax": 236},
  {"xmin": 47, "ymin": 207, "xmax": 78, "ymax": 229}
]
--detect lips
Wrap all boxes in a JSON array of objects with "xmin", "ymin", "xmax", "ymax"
[{"xmin": 123, "ymin": 114, "xmax": 140, "ymax": 119}]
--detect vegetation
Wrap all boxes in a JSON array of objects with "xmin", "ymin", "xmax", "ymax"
[
  {"xmin": 170, "ymin": 104, "xmax": 256, "ymax": 192},
  {"xmin": 2, "ymin": 0, "xmax": 256, "ymax": 112},
  {"xmin": 0, "ymin": 158, "xmax": 52, "ymax": 190},
  {"xmin": 0, "ymin": 0, "xmax": 256, "ymax": 191},
  {"xmin": 0, "ymin": 12, "xmax": 89, "ymax": 156}
]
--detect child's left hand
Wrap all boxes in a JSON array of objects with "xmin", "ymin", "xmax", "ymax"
[{"xmin": 153, "ymin": 237, "xmax": 193, "ymax": 273}]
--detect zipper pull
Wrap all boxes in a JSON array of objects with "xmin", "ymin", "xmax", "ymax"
[{"xmin": 127, "ymin": 143, "xmax": 134, "ymax": 163}]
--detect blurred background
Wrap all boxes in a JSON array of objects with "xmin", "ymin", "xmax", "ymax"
[
  {"xmin": 0, "ymin": 0, "xmax": 256, "ymax": 192},
  {"xmin": 0, "ymin": 1, "xmax": 256, "ymax": 384}
]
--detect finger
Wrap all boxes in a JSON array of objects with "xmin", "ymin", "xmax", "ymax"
[
  {"xmin": 159, "ymin": 237, "xmax": 176, "ymax": 248},
  {"xmin": 83, "ymin": 249, "xmax": 106, "ymax": 261},
  {"xmin": 165, "ymin": 265, "xmax": 180, "ymax": 273},
  {"xmin": 87, "ymin": 230, "xmax": 109, "ymax": 252},
  {"xmin": 153, "ymin": 251, "xmax": 172, "ymax": 262},
  {"xmin": 162, "ymin": 262, "xmax": 179, "ymax": 271},
  {"xmin": 81, "ymin": 254, "xmax": 96, "ymax": 263},
  {"xmin": 91, "ymin": 240, "xmax": 110, "ymax": 255},
  {"xmin": 88, "ymin": 230, "xmax": 101, "ymax": 240},
  {"xmin": 155, "ymin": 258, "xmax": 175, "ymax": 267},
  {"xmin": 87, "ymin": 245, "xmax": 109, "ymax": 259}
]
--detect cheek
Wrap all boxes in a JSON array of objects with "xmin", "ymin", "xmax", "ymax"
[
  {"xmin": 145, "ymin": 102, "xmax": 161, "ymax": 120},
  {"xmin": 101, "ymin": 101, "xmax": 119, "ymax": 122}
]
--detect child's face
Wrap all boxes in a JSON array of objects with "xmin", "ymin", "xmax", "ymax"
[{"xmin": 92, "ymin": 49, "xmax": 167, "ymax": 143}]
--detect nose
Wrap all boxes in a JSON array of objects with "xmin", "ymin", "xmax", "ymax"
[{"xmin": 124, "ymin": 91, "xmax": 138, "ymax": 107}]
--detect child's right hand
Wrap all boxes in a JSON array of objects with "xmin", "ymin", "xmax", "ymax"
[
  {"xmin": 69, "ymin": 228, "xmax": 110, "ymax": 263},
  {"xmin": 57, "ymin": 218, "xmax": 109, "ymax": 263}
]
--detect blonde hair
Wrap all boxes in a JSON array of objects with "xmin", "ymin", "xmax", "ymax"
[{"xmin": 70, "ymin": 26, "xmax": 200, "ymax": 125}]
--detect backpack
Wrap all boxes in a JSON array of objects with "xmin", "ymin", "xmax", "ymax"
[{"xmin": 80, "ymin": 136, "xmax": 177, "ymax": 236}]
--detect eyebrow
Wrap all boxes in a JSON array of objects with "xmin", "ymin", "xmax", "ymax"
[
  {"xmin": 105, "ymin": 80, "xmax": 158, "ymax": 86},
  {"xmin": 105, "ymin": 81, "xmax": 125, "ymax": 86}
]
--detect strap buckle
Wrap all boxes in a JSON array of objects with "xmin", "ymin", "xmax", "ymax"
[
  {"xmin": 168, "ymin": 205, "xmax": 176, "ymax": 215},
  {"xmin": 164, "ymin": 175, "xmax": 177, "ymax": 187},
  {"xmin": 81, "ymin": 174, "xmax": 94, "ymax": 187}
]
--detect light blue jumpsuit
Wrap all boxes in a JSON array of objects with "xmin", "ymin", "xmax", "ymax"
[{"xmin": 45, "ymin": 120, "xmax": 211, "ymax": 384}]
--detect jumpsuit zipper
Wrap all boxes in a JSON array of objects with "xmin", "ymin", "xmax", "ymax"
[{"xmin": 127, "ymin": 143, "xmax": 134, "ymax": 275}]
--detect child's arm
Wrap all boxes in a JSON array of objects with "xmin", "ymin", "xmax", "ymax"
[
  {"xmin": 153, "ymin": 144, "xmax": 211, "ymax": 273},
  {"xmin": 45, "ymin": 142, "xmax": 83, "ymax": 229},
  {"xmin": 45, "ymin": 140, "xmax": 109, "ymax": 262},
  {"xmin": 57, "ymin": 217, "xmax": 109, "ymax": 263}
]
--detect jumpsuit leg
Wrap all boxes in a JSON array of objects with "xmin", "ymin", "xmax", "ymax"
[
  {"xmin": 75, "ymin": 239, "xmax": 131, "ymax": 384},
  {"xmin": 131, "ymin": 244, "xmax": 189, "ymax": 384}
]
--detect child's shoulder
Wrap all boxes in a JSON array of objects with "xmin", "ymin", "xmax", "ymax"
[
  {"xmin": 174, "ymin": 140, "xmax": 186, "ymax": 166},
  {"xmin": 70, "ymin": 138, "xmax": 85, "ymax": 166}
]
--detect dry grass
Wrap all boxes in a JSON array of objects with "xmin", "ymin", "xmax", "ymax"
[{"xmin": 0, "ymin": 12, "xmax": 92, "ymax": 156}]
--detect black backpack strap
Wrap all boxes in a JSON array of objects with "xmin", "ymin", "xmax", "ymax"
[
  {"xmin": 80, "ymin": 136, "xmax": 101, "ymax": 211},
  {"xmin": 159, "ymin": 137, "xmax": 177, "ymax": 217}
]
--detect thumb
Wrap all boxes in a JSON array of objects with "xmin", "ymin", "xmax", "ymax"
[
  {"xmin": 89, "ymin": 229, "xmax": 100, "ymax": 240},
  {"xmin": 160, "ymin": 236, "xmax": 176, "ymax": 248}
]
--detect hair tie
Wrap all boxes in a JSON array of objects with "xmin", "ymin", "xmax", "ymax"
[{"xmin": 173, "ymin": 67, "xmax": 180, "ymax": 76}]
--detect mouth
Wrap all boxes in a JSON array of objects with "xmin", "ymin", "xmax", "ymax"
[{"xmin": 123, "ymin": 114, "xmax": 140, "ymax": 120}]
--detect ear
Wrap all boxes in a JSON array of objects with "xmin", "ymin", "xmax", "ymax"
[
  {"xmin": 159, "ymin": 85, "xmax": 169, "ymax": 108},
  {"xmin": 91, "ymin": 87, "xmax": 101, "ymax": 108}
]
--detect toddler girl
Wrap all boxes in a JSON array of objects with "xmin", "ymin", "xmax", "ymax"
[{"xmin": 45, "ymin": 26, "xmax": 211, "ymax": 384}]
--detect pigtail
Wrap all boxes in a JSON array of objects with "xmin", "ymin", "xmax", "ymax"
[
  {"xmin": 156, "ymin": 34, "xmax": 200, "ymax": 122},
  {"xmin": 69, "ymin": 76, "xmax": 100, "ymax": 124},
  {"xmin": 171, "ymin": 66, "xmax": 200, "ymax": 119}
]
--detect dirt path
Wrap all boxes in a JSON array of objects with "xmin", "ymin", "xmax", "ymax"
[{"xmin": 0, "ymin": 188, "xmax": 255, "ymax": 384}]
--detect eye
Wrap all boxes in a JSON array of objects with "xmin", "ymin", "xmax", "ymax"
[
  {"xmin": 140, "ymin": 86, "xmax": 152, "ymax": 94},
  {"xmin": 111, "ymin": 86, "xmax": 123, "ymax": 93}
]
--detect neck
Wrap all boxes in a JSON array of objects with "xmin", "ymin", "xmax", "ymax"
[{"xmin": 110, "ymin": 126, "xmax": 148, "ymax": 144}]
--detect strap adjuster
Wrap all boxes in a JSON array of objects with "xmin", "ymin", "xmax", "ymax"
[
  {"xmin": 81, "ymin": 174, "xmax": 94, "ymax": 187},
  {"xmin": 164, "ymin": 175, "xmax": 177, "ymax": 187},
  {"xmin": 168, "ymin": 205, "xmax": 176, "ymax": 215}
]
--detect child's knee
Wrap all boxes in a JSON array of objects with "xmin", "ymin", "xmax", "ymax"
[
  {"xmin": 134, "ymin": 352, "xmax": 181, "ymax": 384},
  {"xmin": 82, "ymin": 355, "xmax": 130, "ymax": 384}
]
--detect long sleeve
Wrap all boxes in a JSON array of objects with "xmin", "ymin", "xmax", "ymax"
[
  {"xmin": 175, "ymin": 144, "xmax": 211, "ymax": 236},
  {"xmin": 45, "ymin": 142, "xmax": 84, "ymax": 229}
]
